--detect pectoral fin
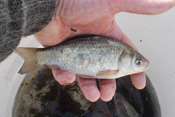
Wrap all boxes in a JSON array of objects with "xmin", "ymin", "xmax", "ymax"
[{"xmin": 97, "ymin": 70, "xmax": 119, "ymax": 78}]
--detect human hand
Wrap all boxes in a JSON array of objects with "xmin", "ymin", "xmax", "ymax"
[{"xmin": 35, "ymin": 0, "xmax": 175, "ymax": 102}]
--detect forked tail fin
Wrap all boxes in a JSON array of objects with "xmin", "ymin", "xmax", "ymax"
[{"xmin": 15, "ymin": 47, "xmax": 41, "ymax": 74}]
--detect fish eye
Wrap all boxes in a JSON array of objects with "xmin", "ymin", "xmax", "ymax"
[{"xmin": 135, "ymin": 57, "xmax": 142, "ymax": 65}]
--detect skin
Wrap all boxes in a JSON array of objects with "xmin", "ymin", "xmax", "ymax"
[{"xmin": 35, "ymin": 0, "xmax": 175, "ymax": 102}]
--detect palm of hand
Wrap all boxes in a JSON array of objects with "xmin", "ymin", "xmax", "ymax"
[{"xmin": 35, "ymin": 0, "xmax": 175, "ymax": 102}]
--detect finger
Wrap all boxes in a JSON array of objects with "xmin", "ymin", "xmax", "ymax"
[
  {"xmin": 99, "ymin": 79, "xmax": 116, "ymax": 102},
  {"xmin": 77, "ymin": 77, "xmax": 100, "ymax": 102},
  {"xmin": 131, "ymin": 72, "xmax": 146, "ymax": 90},
  {"xmin": 110, "ymin": 0, "xmax": 175, "ymax": 15},
  {"xmin": 52, "ymin": 69, "xmax": 76, "ymax": 85}
]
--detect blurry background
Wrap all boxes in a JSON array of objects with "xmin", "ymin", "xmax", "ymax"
[{"xmin": 0, "ymin": 8, "xmax": 175, "ymax": 117}]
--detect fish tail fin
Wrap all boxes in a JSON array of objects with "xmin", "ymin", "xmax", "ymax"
[{"xmin": 15, "ymin": 47, "xmax": 41, "ymax": 74}]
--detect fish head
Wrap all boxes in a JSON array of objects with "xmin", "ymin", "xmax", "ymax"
[
  {"xmin": 131, "ymin": 52, "xmax": 150, "ymax": 73},
  {"xmin": 118, "ymin": 51, "xmax": 149, "ymax": 77}
]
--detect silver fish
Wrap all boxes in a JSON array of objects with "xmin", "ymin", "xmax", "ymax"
[{"xmin": 15, "ymin": 35, "xmax": 149, "ymax": 79}]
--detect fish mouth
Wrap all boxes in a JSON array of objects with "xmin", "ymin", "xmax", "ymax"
[{"xmin": 143, "ymin": 60, "xmax": 150, "ymax": 71}]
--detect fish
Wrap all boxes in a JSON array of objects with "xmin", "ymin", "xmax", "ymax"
[{"xmin": 15, "ymin": 35, "xmax": 150, "ymax": 79}]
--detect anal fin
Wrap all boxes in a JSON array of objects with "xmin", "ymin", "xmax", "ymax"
[
  {"xmin": 97, "ymin": 70, "xmax": 119, "ymax": 78},
  {"xmin": 77, "ymin": 74, "xmax": 94, "ymax": 78}
]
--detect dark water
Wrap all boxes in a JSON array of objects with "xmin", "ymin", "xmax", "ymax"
[{"xmin": 12, "ymin": 67, "xmax": 161, "ymax": 117}]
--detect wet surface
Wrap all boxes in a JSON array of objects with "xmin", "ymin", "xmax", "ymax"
[{"xmin": 13, "ymin": 67, "xmax": 161, "ymax": 117}]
